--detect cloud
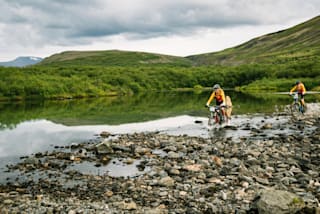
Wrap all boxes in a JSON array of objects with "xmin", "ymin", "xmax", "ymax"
[{"xmin": 0, "ymin": 0, "xmax": 319, "ymax": 59}]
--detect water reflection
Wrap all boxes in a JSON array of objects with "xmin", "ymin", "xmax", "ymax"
[
  {"xmin": 0, "ymin": 91, "xmax": 206, "ymax": 128},
  {"xmin": 0, "ymin": 115, "xmax": 202, "ymax": 181},
  {"xmin": 1, "ymin": 91, "xmax": 319, "ymax": 129},
  {"xmin": 0, "ymin": 91, "xmax": 319, "ymax": 179},
  {"xmin": 0, "ymin": 120, "xmax": 95, "ymax": 158},
  {"xmin": 0, "ymin": 120, "xmax": 96, "ymax": 183}
]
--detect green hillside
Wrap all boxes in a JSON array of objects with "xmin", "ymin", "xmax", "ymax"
[
  {"xmin": 187, "ymin": 15, "xmax": 320, "ymax": 65},
  {"xmin": 1, "ymin": 16, "xmax": 320, "ymax": 101},
  {"xmin": 39, "ymin": 50, "xmax": 192, "ymax": 67},
  {"xmin": 37, "ymin": 16, "xmax": 320, "ymax": 67}
]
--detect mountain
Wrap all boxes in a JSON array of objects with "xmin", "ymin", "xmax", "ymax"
[
  {"xmin": 39, "ymin": 50, "xmax": 192, "ymax": 67},
  {"xmin": 37, "ymin": 15, "xmax": 320, "ymax": 67},
  {"xmin": 187, "ymin": 15, "xmax": 320, "ymax": 65},
  {"xmin": 0, "ymin": 56, "xmax": 43, "ymax": 67}
]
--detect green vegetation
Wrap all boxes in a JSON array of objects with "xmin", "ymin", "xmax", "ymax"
[
  {"xmin": 39, "ymin": 50, "xmax": 192, "ymax": 67},
  {"xmin": 2, "ymin": 91, "xmax": 319, "ymax": 128},
  {"xmin": 187, "ymin": 16, "xmax": 320, "ymax": 66},
  {"xmin": 0, "ymin": 60, "xmax": 319, "ymax": 100},
  {"xmin": 240, "ymin": 77, "xmax": 320, "ymax": 92},
  {"xmin": 289, "ymin": 197, "xmax": 305, "ymax": 210},
  {"xmin": 0, "ymin": 91, "xmax": 208, "ymax": 128},
  {"xmin": 0, "ymin": 16, "xmax": 320, "ymax": 100},
  {"xmin": 0, "ymin": 65, "xmax": 198, "ymax": 99}
]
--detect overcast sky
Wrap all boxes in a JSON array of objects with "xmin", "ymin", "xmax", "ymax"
[{"xmin": 0, "ymin": 0, "xmax": 319, "ymax": 61}]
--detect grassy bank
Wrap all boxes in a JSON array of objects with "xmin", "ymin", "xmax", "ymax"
[
  {"xmin": 0, "ymin": 60, "xmax": 319, "ymax": 100},
  {"xmin": 239, "ymin": 77, "xmax": 320, "ymax": 92}
]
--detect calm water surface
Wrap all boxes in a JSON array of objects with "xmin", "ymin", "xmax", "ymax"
[{"xmin": 0, "ymin": 91, "xmax": 319, "ymax": 181}]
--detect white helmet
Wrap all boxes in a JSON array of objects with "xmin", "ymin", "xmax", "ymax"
[{"xmin": 213, "ymin": 84, "xmax": 220, "ymax": 90}]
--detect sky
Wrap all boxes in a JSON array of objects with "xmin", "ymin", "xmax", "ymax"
[{"xmin": 0, "ymin": 0, "xmax": 319, "ymax": 61}]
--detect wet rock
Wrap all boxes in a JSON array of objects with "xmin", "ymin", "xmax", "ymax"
[
  {"xmin": 3, "ymin": 199, "xmax": 14, "ymax": 205},
  {"xmin": 104, "ymin": 191, "xmax": 113, "ymax": 197},
  {"xmin": 183, "ymin": 164, "xmax": 202, "ymax": 172},
  {"xmin": 95, "ymin": 140, "xmax": 113, "ymax": 154},
  {"xmin": 100, "ymin": 131, "xmax": 111, "ymax": 138},
  {"xmin": 123, "ymin": 201, "xmax": 137, "ymax": 210},
  {"xmin": 262, "ymin": 123, "xmax": 273, "ymax": 129},
  {"xmin": 1, "ymin": 112, "xmax": 320, "ymax": 213},
  {"xmin": 254, "ymin": 176, "xmax": 269, "ymax": 185},
  {"xmin": 167, "ymin": 151, "xmax": 180, "ymax": 159},
  {"xmin": 135, "ymin": 146, "xmax": 151, "ymax": 155},
  {"xmin": 168, "ymin": 168, "xmax": 180, "ymax": 175},
  {"xmin": 212, "ymin": 156, "xmax": 222, "ymax": 167},
  {"xmin": 250, "ymin": 189, "xmax": 305, "ymax": 214},
  {"xmin": 24, "ymin": 157, "xmax": 40, "ymax": 165},
  {"xmin": 158, "ymin": 176, "xmax": 175, "ymax": 187}
]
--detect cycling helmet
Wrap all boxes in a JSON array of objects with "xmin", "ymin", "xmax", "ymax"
[
  {"xmin": 295, "ymin": 80, "xmax": 301, "ymax": 85},
  {"xmin": 213, "ymin": 84, "xmax": 220, "ymax": 90}
]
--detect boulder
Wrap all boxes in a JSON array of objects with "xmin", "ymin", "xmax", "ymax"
[{"xmin": 250, "ymin": 189, "xmax": 305, "ymax": 214}]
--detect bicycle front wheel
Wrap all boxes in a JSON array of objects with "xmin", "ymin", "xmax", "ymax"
[
  {"xmin": 291, "ymin": 103, "xmax": 301, "ymax": 117},
  {"xmin": 208, "ymin": 112, "xmax": 214, "ymax": 126},
  {"xmin": 292, "ymin": 103, "xmax": 300, "ymax": 112},
  {"xmin": 217, "ymin": 111, "xmax": 224, "ymax": 124},
  {"xmin": 299, "ymin": 101, "xmax": 306, "ymax": 114}
]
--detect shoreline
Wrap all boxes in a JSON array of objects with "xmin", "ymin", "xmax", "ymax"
[{"xmin": 1, "ymin": 105, "xmax": 320, "ymax": 213}]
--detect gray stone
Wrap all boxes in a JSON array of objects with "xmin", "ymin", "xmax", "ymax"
[
  {"xmin": 95, "ymin": 141, "xmax": 114, "ymax": 154},
  {"xmin": 252, "ymin": 189, "xmax": 305, "ymax": 214}
]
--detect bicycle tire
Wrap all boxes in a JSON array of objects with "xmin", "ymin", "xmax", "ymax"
[
  {"xmin": 214, "ymin": 113, "xmax": 219, "ymax": 124},
  {"xmin": 208, "ymin": 112, "xmax": 214, "ymax": 126},
  {"xmin": 299, "ymin": 101, "xmax": 305, "ymax": 113},
  {"xmin": 217, "ymin": 111, "xmax": 224, "ymax": 124},
  {"xmin": 291, "ymin": 103, "xmax": 302, "ymax": 118},
  {"xmin": 292, "ymin": 103, "xmax": 300, "ymax": 113},
  {"xmin": 208, "ymin": 117, "xmax": 212, "ymax": 126}
]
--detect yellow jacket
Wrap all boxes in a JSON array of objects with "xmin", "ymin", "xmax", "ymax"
[
  {"xmin": 290, "ymin": 82, "xmax": 306, "ymax": 94},
  {"xmin": 206, "ymin": 88, "xmax": 225, "ymax": 105}
]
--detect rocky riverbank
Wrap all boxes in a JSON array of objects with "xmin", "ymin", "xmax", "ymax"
[{"xmin": 1, "ymin": 104, "xmax": 320, "ymax": 213}]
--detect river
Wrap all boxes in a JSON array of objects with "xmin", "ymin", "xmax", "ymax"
[{"xmin": 0, "ymin": 91, "xmax": 319, "ymax": 183}]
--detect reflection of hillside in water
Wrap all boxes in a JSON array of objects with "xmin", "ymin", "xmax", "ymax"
[
  {"xmin": 0, "ymin": 91, "xmax": 319, "ymax": 128},
  {"xmin": 230, "ymin": 92, "xmax": 320, "ymax": 115}
]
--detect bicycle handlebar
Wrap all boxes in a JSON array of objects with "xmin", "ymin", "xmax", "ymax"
[
  {"xmin": 207, "ymin": 105, "xmax": 229, "ymax": 109},
  {"xmin": 207, "ymin": 105, "xmax": 229, "ymax": 113},
  {"xmin": 290, "ymin": 93, "xmax": 299, "ymax": 99}
]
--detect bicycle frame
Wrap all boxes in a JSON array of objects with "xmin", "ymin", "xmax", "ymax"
[
  {"xmin": 290, "ymin": 93, "xmax": 304, "ymax": 114},
  {"xmin": 208, "ymin": 105, "xmax": 226, "ymax": 125},
  {"xmin": 292, "ymin": 93, "xmax": 299, "ymax": 104}
]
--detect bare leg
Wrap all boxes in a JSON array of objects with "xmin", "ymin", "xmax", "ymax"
[{"xmin": 221, "ymin": 108, "xmax": 226, "ymax": 122}]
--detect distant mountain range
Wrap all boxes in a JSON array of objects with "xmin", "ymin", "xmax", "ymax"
[
  {"xmin": 0, "ymin": 56, "xmax": 43, "ymax": 67},
  {"xmin": 3, "ymin": 15, "xmax": 320, "ymax": 68}
]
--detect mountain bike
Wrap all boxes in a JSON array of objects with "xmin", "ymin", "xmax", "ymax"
[
  {"xmin": 207, "ymin": 105, "xmax": 226, "ymax": 126},
  {"xmin": 290, "ymin": 93, "xmax": 305, "ymax": 116}
]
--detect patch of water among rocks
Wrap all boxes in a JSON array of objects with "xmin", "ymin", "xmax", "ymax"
[{"xmin": 1, "ymin": 104, "xmax": 320, "ymax": 213}]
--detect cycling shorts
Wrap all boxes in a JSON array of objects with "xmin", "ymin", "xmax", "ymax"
[
  {"xmin": 216, "ymin": 100, "xmax": 225, "ymax": 106},
  {"xmin": 298, "ymin": 93, "xmax": 305, "ymax": 99}
]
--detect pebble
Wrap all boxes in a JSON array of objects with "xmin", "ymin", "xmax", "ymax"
[{"xmin": 1, "ymin": 111, "xmax": 319, "ymax": 213}]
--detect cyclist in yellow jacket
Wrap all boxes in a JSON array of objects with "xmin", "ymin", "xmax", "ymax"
[
  {"xmin": 290, "ymin": 80, "xmax": 306, "ymax": 106},
  {"xmin": 206, "ymin": 84, "xmax": 226, "ymax": 119}
]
